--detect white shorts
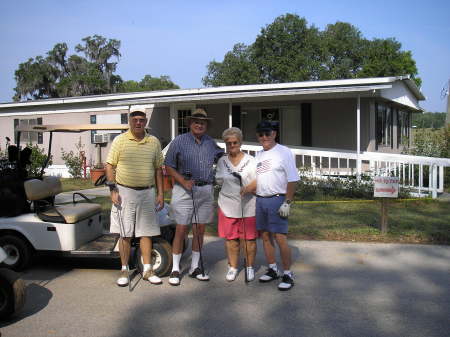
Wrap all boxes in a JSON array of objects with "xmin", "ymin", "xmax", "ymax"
[
  {"xmin": 169, "ymin": 184, "xmax": 214, "ymax": 225},
  {"xmin": 110, "ymin": 185, "xmax": 160, "ymax": 238}
]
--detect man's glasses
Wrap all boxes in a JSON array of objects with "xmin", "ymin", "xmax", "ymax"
[
  {"xmin": 225, "ymin": 141, "xmax": 240, "ymax": 146},
  {"xmin": 131, "ymin": 118, "xmax": 146, "ymax": 124},
  {"xmin": 257, "ymin": 131, "xmax": 272, "ymax": 137}
]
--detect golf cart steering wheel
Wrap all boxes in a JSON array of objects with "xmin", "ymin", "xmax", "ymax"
[{"xmin": 94, "ymin": 174, "xmax": 107, "ymax": 186}]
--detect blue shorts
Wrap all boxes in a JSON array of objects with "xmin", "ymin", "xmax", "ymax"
[{"xmin": 256, "ymin": 195, "xmax": 288, "ymax": 234}]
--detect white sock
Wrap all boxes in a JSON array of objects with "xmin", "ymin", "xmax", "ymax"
[
  {"xmin": 172, "ymin": 253, "xmax": 182, "ymax": 272},
  {"xmin": 283, "ymin": 270, "xmax": 293, "ymax": 277},
  {"xmin": 143, "ymin": 264, "xmax": 151, "ymax": 272},
  {"xmin": 269, "ymin": 263, "xmax": 278, "ymax": 271},
  {"xmin": 191, "ymin": 251, "xmax": 200, "ymax": 271},
  {"xmin": 121, "ymin": 265, "xmax": 128, "ymax": 271}
]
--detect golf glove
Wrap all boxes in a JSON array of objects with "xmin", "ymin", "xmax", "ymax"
[{"xmin": 278, "ymin": 201, "xmax": 290, "ymax": 218}]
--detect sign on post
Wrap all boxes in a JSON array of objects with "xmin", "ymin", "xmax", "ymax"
[
  {"xmin": 374, "ymin": 176, "xmax": 399, "ymax": 198},
  {"xmin": 374, "ymin": 176, "xmax": 399, "ymax": 234}
]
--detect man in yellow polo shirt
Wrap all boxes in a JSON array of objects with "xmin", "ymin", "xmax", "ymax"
[{"xmin": 105, "ymin": 110, "xmax": 164, "ymax": 287}]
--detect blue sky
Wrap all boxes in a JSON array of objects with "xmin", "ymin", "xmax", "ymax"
[{"xmin": 1, "ymin": 0, "xmax": 449, "ymax": 112}]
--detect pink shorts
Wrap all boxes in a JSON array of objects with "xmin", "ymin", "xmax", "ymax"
[{"xmin": 217, "ymin": 208, "xmax": 258, "ymax": 240}]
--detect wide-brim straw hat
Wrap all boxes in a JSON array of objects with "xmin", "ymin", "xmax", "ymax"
[{"xmin": 185, "ymin": 108, "xmax": 212, "ymax": 124}]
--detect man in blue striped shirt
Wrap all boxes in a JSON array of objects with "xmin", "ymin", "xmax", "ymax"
[{"xmin": 164, "ymin": 108, "xmax": 224, "ymax": 286}]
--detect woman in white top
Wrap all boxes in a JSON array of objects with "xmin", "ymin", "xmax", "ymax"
[{"xmin": 216, "ymin": 127, "xmax": 258, "ymax": 282}]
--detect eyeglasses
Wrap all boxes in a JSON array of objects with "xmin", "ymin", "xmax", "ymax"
[
  {"xmin": 225, "ymin": 141, "xmax": 240, "ymax": 146},
  {"xmin": 257, "ymin": 131, "xmax": 272, "ymax": 137},
  {"xmin": 131, "ymin": 118, "xmax": 146, "ymax": 124}
]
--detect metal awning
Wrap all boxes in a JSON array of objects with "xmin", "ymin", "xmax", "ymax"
[{"xmin": 108, "ymin": 84, "xmax": 392, "ymax": 106}]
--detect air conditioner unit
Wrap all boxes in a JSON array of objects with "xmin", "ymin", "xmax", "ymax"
[{"xmin": 93, "ymin": 133, "xmax": 109, "ymax": 144}]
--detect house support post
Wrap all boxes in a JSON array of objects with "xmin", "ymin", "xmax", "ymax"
[
  {"xmin": 439, "ymin": 166, "xmax": 444, "ymax": 192},
  {"xmin": 170, "ymin": 103, "xmax": 176, "ymax": 140},
  {"xmin": 228, "ymin": 102, "xmax": 233, "ymax": 128},
  {"xmin": 432, "ymin": 164, "xmax": 438, "ymax": 198},
  {"xmin": 357, "ymin": 95, "xmax": 361, "ymax": 181}
]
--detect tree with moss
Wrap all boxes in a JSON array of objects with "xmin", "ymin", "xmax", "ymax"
[
  {"xmin": 14, "ymin": 35, "xmax": 123, "ymax": 101},
  {"xmin": 118, "ymin": 75, "xmax": 179, "ymax": 93}
]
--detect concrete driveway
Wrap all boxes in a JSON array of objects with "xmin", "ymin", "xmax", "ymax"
[{"xmin": 1, "ymin": 238, "xmax": 449, "ymax": 337}]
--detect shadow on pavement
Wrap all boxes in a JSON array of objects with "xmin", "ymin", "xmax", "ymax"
[
  {"xmin": 0, "ymin": 283, "xmax": 52, "ymax": 328},
  {"xmin": 108, "ymin": 240, "xmax": 450, "ymax": 337}
]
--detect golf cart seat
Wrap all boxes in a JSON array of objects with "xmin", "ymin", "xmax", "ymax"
[{"xmin": 24, "ymin": 177, "xmax": 101, "ymax": 224}]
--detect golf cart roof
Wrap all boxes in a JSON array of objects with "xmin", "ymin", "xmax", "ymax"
[{"xmin": 15, "ymin": 124, "xmax": 129, "ymax": 133}]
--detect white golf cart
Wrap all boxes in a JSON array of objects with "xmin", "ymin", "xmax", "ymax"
[{"xmin": 0, "ymin": 124, "xmax": 177, "ymax": 277}]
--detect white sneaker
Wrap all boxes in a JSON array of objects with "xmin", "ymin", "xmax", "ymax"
[
  {"xmin": 143, "ymin": 270, "xmax": 162, "ymax": 285},
  {"xmin": 169, "ymin": 271, "xmax": 181, "ymax": 286},
  {"xmin": 278, "ymin": 273, "xmax": 294, "ymax": 291},
  {"xmin": 226, "ymin": 267, "xmax": 238, "ymax": 282},
  {"xmin": 117, "ymin": 270, "xmax": 129, "ymax": 287},
  {"xmin": 259, "ymin": 267, "xmax": 279, "ymax": 282},
  {"xmin": 189, "ymin": 267, "xmax": 210, "ymax": 281},
  {"xmin": 246, "ymin": 267, "xmax": 255, "ymax": 282}
]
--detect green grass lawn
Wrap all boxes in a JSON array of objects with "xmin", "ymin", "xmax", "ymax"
[
  {"xmin": 287, "ymin": 199, "xmax": 450, "ymax": 244},
  {"xmin": 60, "ymin": 178, "xmax": 96, "ymax": 192},
  {"xmin": 89, "ymin": 196, "xmax": 450, "ymax": 245}
]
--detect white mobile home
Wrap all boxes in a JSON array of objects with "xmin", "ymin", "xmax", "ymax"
[{"xmin": 1, "ymin": 76, "xmax": 449, "ymax": 196}]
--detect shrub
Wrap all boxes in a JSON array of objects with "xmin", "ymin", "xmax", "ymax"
[
  {"xmin": 410, "ymin": 128, "xmax": 447, "ymax": 158},
  {"xmin": 295, "ymin": 169, "xmax": 411, "ymax": 201},
  {"xmin": 27, "ymin": 143, "xmax": 53, "ymax": 177},
  {"xmin": 410, "ymin": 126, "xmax": 450, "ymax": 188},
  {"xmin": 61, "ymin": 137, "xmax": 84, "ymax": 178}
]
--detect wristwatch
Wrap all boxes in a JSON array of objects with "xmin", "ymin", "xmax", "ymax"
[{"xmin": 105, "ymin": 181, "xmax": 117, "ymax": 192}]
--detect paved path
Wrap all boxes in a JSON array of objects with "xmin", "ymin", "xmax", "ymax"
[{"xmin": 1, "ymin": 239, "xmax": 449, "ymax": 337}]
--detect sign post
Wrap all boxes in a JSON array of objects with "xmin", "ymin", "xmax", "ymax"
[{"xmin": 374, "ymin": 176, "xmax": 399, "ymax": 234}]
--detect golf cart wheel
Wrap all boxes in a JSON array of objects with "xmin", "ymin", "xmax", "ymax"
[
  {"xmin": 0, "ymin": 235, "xmax": 33, "ymax": 271},
  {"xmin": 0, "ymin": 268, "xmax": 26, "ymax": 320},
  {"xmin": 134, "ymin": 238, "xmax": 172, "ymax": 277}
]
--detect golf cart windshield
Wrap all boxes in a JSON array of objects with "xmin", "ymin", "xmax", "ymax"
[{"xmin": 15, "ymin": 124, "xmax": 129, "ymax": 134}]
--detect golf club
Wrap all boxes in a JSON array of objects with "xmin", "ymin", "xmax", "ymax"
[
  {"xmin": 231, "ymin": 172, "xmax": 249, "ymax": 284},
  {"xmin": 117, "ymin": 206, "xmax": 132, "ymax": 292},
  {"xmin": 185, "ymin": 172, "xmax": 206, "ymax": 278}
]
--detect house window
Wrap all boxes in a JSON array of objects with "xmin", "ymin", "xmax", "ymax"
[
  {"xmin": 16, "ymin": 118, "xmax": 39, "ymax": 144},
  {"xmin": 121, "ymin": 113, "xmax": 128, "ymax": 124},
  {"xmin": 232, "ymin": 105, "xmax": 241, "ymax": 129},
  {"xmin": 90, "ymin": 115, "xmax": 96, "ymax": 144},
  {"xmin": 177, "ymin": 109, "xmax": 191, "ymax": 134},
  {"xmin": 376, "ymin": 103, "xmax": 393, "ymax": 148},
  {"xmin": 397, "ymin": 109, "xmax": 410, "ymax": 148},
  {"xmin": 301, "ymin": 103, "xmax": 312, "ymax": 147}
]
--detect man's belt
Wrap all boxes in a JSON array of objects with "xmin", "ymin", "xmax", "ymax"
[
  {"xmin": 117, "ymin": 183, "xmax": 153, "ymax": 190},
  {"xmin": 256, "ymin": 194, "xmax": 286, "ymax": 198}
]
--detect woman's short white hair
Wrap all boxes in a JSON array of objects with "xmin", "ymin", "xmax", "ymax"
[{"xmin": 222, "ymin": 127, "xmax": 243, "ymax": 143}]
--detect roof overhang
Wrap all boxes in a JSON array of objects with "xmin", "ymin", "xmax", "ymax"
[
  {"xmin": 0, "ymin": 76, "xmax": 425, "ymax": 111},
  {"xmin": 108, "ymin": 84, "xmax": 393, "ymax": 106}
]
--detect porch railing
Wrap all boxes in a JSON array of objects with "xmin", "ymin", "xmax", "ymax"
[{"xmin": 215, "ymin": 141, "xmax": 450, "ymax": 199}]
